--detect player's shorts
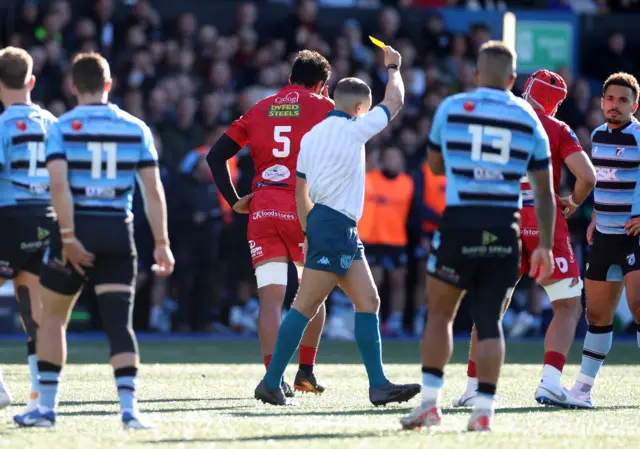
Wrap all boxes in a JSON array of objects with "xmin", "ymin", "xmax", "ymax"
[
  {"xmin": 247, "ymin": 189, "xmax": 304, "ymax": 268},
  {"xmin": 519, "ymin": 206, "xmax": 580, "ymax": 280},
  {"xmin": 305, "ymin": 204, "xmax": 365, "ymax": 276},
  {"xmin": 365, "ymin": 244, "xmax": 408, "ymax": 270},
  {"xmin": 0, "ymin": 207, "xmax": 54, "ymax": 279},
  {"xmin": 427, "ymin": 225, "xmax": 520, "ymax": 293},
  {"xmin": 585, "ymin": 229, "xmax": 640, "ymax": 282},
  {"xmin": 40, "ymin": 213, "xmax": 137, "ymax": 295}
]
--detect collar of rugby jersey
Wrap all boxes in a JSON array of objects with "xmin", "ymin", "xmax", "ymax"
[
  {"xmin": 606, "ymin": 120, "xmax": 635, "ymax": 133},
  {"xmin": 327, "ymin": 110, "xmax": 352, "ymax": 119}
]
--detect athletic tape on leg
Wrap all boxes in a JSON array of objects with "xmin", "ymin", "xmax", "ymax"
[
  {"xmin": 17, "ymin": 286, "xmax": 38, "ymax": 340},
  {"xmin": 255, "ymin": 262, "xmax": 288, "ymax": 288},
  {"xmin": 543, "ymin": 277, "xmax": 583, "ymax": 301}
]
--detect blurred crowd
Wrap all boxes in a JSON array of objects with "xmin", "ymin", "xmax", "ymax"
[{"xmin": 1, "ymin": 0, "xmax": 639, "ymax": 338}]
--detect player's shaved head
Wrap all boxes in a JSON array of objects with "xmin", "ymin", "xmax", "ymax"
[
  {"xmin": 0, "ymin": 46, "xmax": 33, "ymax": 90},
  {"xmin": 334, "ymin": 77, "xmax": 372, "ymax": 117},
  {"xmin": 475, "ymin": 40, "xmax": 516, "ymax": 90}
]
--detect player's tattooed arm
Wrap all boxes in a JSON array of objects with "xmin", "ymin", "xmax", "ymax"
[
  {"xmin": 296, "ymin": 176, "xmax": 314, "ymax": 233},
  {"xmin": 528, "ymin": 166, "xmax": 556, "ymax": 249}
]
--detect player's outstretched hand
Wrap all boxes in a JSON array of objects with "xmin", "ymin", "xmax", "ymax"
[
  {"xmin": 62, "ymin": 238, "xmax": 95, "ymax": 276},
  {"xmin": 586, "ymin": 218, "xmax": 596, "ymax": 245},
  {"xmin": 559, "ymin": 196, "xmax": 577, "ymax": 218},
  {"xmin": 233, "ymin": 192, "xmax": 254, "ymax": 214},
  {"xmin": 383, "ymin": 46, "xmax": 402, "ymax": 69},
  {"xmin": 529, "ymin": 247, "xmax": 554, "ymax": 284},
  {"xmin": 152, "ymin": 245, "xmax": 175, "ymax": 277}
]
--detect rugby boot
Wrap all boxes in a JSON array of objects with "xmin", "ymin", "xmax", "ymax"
[
  {"xmin": 294, "ymin": 369, "xmax": 325, "ymax": 395},
  {"xmin": 255, "ymin": 380, "xmax": 291, "ymax": 406},
  {"xmin": 369, "ymin": 382, "xmax": 421, "ymax": 406}
]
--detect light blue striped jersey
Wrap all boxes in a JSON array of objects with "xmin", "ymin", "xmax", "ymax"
[
  {"xmin": 45, "ymin": 103, "xmax": 158, "ymax": 215},
  {"xmin": 0, "ymin": 103, "xmax": 57, "ymax": 211},
  {"xmin": 429, "ymin": 87, "xmax": 550, "ymax": 227},
  {"xmin": 591, "ymin": 120, "xmax": 640, "ymax": 234}
]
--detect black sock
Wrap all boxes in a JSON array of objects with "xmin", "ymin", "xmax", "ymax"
[
  {"xmin": 298, "ymin": 363, "xmax": 314, "ymax": 376},
  {"xmin": 477, "ymin": 382, "xmax": 497, "ymax": 396}
]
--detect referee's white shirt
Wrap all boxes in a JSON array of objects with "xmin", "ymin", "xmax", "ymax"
[{"xmin": 297, "ymin": 104, "xmax": 391, "ymax": 222}]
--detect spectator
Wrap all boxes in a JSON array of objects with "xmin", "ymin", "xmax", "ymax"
[
  {"xmin": 171, "ymin": 152, "xmax": 223, "ymax": 333},
  {"xmin": 160, "ymin": 96, "xmax": 204, "ymax": 168},
  {"xmin": 360, "ymin": 148, "xmax": 414, "ymax": 336},
  {"xmin": 591, "ymin": 31, "xmax": 633, "ymax": 82},
  {"xmin": 92, "ymin": 0, "xmax": 118, "ymax": 56}
]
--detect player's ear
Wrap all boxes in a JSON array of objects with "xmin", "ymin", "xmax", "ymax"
[
  {"xmin": 633, "ymin": 102, "xmax": 638, "ymax": 115},
  {"xmin": 310, "ymin": 81, "xmax": 323, "ymax": 95},
  {"xmin": 104, "ymin": 78, "xmax": 113, "ymax": 93},
  {"xmin": 27, "ymin": 75, "xmax": 36, "ymax": 90},
  {"xmin": 507, "ymin": 72, "xmax": 516, "ymax": 91}
]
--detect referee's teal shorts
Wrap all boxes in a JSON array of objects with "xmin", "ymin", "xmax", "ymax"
[{"xmin": 305, "ymin": 204, "xmax": 365, "ymax": 276}]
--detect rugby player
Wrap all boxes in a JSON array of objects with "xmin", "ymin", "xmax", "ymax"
[
  {"xmin": 452, "ymin": 70, "xmax": 596, "ymax": 409},
  {"xmin": 14, "ymin": 52, "xmax": 174, "ymax": 428},
  {"xmin": 207, "ymin": 50, "xmax": 335, "ymax": 395},
  {"xmin": 566, "ymin": 72, "xmax": 640, "ymax": 407},
  {"xmin": 0, "ymin": 47, "xmax": 57, "ymax": 412},
  {"xmin": 255, "ymin": 46, "xmax": 421, "ymax": 407},
  {"xmin": 401, "ymin": 41, "xmax": 556, "ymax": 431}
]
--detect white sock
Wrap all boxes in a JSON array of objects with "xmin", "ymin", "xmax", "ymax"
[
  {"xmin": 573, "ymin": 373, "xmax": 595, "ymax": 393},
  {"xmin": 421, "ymin": 372, "xmax": 444, "ymax": 403},
  {"xmin": 474, "ymin": 393, "xmax": 496, "ymax": 411},
  {"xmin": 541, "ymin": 364, "xmax": 562, "ymax": 387},
  {"xmin": 467, "ymin": 377, "xmax": 478, "ymax": 393},
  {"xmin": 421, "ymin": 385, "xmax": 442, "ymax": 403}
]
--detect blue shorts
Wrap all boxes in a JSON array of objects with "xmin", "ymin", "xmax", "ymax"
[{"xmin": 305, "ymin": 204, "xmax": 364, "ymax": 276}]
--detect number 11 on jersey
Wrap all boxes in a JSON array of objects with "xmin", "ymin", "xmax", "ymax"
[{"xmin": 88, "ymin": 142, "xmax": 117, "ymax": 179}]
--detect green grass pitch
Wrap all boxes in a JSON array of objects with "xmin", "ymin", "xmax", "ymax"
[{"xmin": 0, "ymin": 339, "xmax": 638, "ymax": 448}]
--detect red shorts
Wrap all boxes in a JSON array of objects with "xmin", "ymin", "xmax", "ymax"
[
  {"xmin": 246, "ymin": 189, "xmax": 304, "ymax": 268},
  {"xmin": 520, "ymin": 206, "xmax": 580, "ymax": 279}
]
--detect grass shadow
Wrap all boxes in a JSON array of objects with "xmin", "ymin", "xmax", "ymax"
[
  {"xmin": 143, "ymin": 430, "xmax": 394, "ymax": 444},
  {"xmin": 57, "ymin": 405, "xmax": 252, "ymax": 417},
  {"xmin": 57, "ymin": 397, "xmax": 246, "ymax": 406},
  {"xmin": 231, "ymin": 407, "xmax": 412, "ymax": 418}
]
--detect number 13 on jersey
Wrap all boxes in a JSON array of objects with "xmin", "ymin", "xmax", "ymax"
[
  {"xmin": 273, "ymin": 126, "xmax": 291, "ymax": 158},
  {"xmin": 468, "ymin": 124, "xmax": 512, "ymax": 165}
]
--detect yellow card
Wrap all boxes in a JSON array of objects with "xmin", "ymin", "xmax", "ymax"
[{"xmin": 368, "ymin": 35, "xmax": 386, "ymax": 49}]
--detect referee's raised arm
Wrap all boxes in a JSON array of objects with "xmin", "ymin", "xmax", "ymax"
[{"xmin": 379, "ymin": 46, "xmax": 404, "ymax": 119}]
